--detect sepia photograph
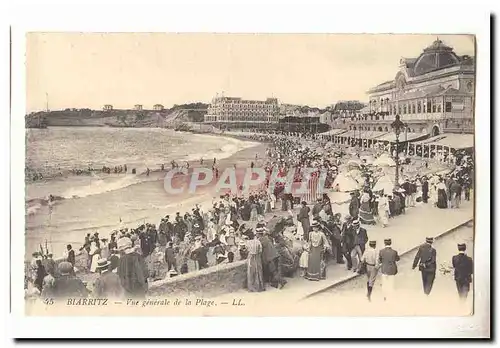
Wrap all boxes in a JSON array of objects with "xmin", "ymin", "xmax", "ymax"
[
  {"xmin": 6, "ymin": 4, "xmax": 492, "ymax": 339},
  {"xmin": 23, "ymin": 32, "xmax": 478, "ymax": 315}
]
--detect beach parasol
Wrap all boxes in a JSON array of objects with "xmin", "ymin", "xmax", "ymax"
[
  {"xmin": 360, "ymin": 155, "xmax": 375, "ymax": 165},
  {"xmin": 327, "ymin": 191, "xmax": 352, "ymax": 205},
  {"xmin": 331, "ymin": 173, "xmax": 359, "ymax": 192},
  {"xmin": 373, "ymin": 154, "xmax": 396, "ymax": 167},
  {"xmin": 372, "ymin": 175, "xmax": 403, "ymax": 193},
  {"xmin": 347, "ymin": 169, "xmax": 363, "ymax": 183},
  {"xmin": 347, "ymin": 159, "xmax": 362, "ymax": 169}
]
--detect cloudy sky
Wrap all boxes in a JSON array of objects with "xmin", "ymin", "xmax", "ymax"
[{"xmin": 26, "ymin": 33, "xmax": 475, "ymax": 112}]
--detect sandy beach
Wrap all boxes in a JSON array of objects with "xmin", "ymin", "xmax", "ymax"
[{"xmin": 25, "ymin": 131, "xmax": 269, "ymax": 257}]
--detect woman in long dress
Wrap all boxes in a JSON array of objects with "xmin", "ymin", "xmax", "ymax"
[
  {"xmin": 89, "ymin": 241, "xmax": 100, "ymax": 273},
  {"xmin": 359, "ymin": 190, "xmax": 376, "ymax": 225},
  {"xmin": 436, "ymin": 180, "xmax": 448, "ymax": 209},
  {"xmin": 305, "ymin": 222, "xmax": 330, "ymax": 281},
  {"xmin": 246, "ymin": 233, "xmax": 265, "ymax": 292},
  {"xmin": 378, "ymin": 194, "xmax": 390, "ymax": 227}
]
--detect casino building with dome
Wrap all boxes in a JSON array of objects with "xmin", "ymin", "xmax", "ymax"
[{"xmin": 340, "ymin": 39, "xmax": 475, "ymax": 140}]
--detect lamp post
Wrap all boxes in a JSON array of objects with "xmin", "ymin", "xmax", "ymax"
[{"xmin": 391, "ymin": 115, "xmax": 405, "ymax": 188}]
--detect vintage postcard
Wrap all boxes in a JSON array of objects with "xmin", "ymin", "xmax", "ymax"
[{"xmin": 10, "ymin": 20, "xmax": 491, "ymax": 338}]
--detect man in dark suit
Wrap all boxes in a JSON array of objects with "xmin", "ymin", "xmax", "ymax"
[
  {"xmin": 351, "ymin": 220, "xmax": 368, "ymax": 273},
  {"xmin": 452, "ymin": 243, "xmax": 473, "ymax": 300},
  {"xmin": 378, "ymin": 238, "xmax": 400, "ymax": 301},
  {"xmin": 66, "ymin": 244, "xmax": 76, "ymax": 266},
  {"xmin": 421, "ymin": 177, "xmax": 429, "ymax": 204},
  {"xmin": 412, "ymin": 237, "xmax": 437, "ymax": 296},
  {"xmin": 341, "ymin": 216, "xmax": 354, "ymax": 270}
]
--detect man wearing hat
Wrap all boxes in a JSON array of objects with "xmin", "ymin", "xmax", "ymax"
[
  {"xmin": 49, "ymin": 262, "xmax": 90, "ymax": 299},
  {"xmin": 93, "ymin": 259, "xmax": 124, "ymax": 299},
  {"xmin": 412, "ymin": 237, "xmax": 437, "ymax": 296},
  {"xmin": 452, "ymin": 243, "xmax": 474, "ymax": 300},
  {"xmin": 421, "ymin": 176, "xmax": 429, "ymax": 204},
  {"xmin": 341, "ymin": 215, "xmax": 355, "ymax": 271},
  {"xmin": 361, "ymin": 240, "xmax": 379, "ymax": 301},
  {"xmin": 378, "ymin": 238, "xmax": 400, "ymax": 301},
  {"xmin": 351, "ymin": 219, "xmax": 368, "ymax": 273},
  {"xmin": 117, "ymin": 237, "xmax": 148, "ymax": 298}
]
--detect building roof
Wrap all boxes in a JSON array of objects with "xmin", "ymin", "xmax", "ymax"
[
  {"xmin": 332, "ymin": 101, "xmax": 365, "ymax": 111},
  {"xmin": 413, "ymin": 39, "xmax": 462, "ymax": 76}
]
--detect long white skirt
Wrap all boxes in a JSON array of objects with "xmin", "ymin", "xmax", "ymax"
[
  {"xmin": 89, "ymin": 254, "xmax": 100, "ymax": 273},
  {"xmin": 381, "ymin": 274, "xmax": 395, "ymax": 299}
]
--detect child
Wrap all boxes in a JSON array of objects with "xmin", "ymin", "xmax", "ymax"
[{"xmin": 299, "ymin": 242, "xmax": 310, "ymax": 277}]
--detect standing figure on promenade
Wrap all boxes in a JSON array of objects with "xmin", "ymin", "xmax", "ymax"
[
  {"xmin": 348, "ymin": 192, "xmax": 360, "ymax": 220},
  {"xmin": 412, "ymin": 237, "xmax": 437, "ymax": 296},
  {"xmin": 362, "ymin": 240, "xmax": 379, "ymax": 301},
  {"xmin": 351, "ymin": 220, "xmax": 368, "ymax": 273},
  {"xmin": 378, "ymin": 238, "xmax": 400, "ymax": 302},
  {"xmin": 297, "ymin": 201, "xmax": 311, "ymax": 242},
  {"xmin": 436, "ymin": 178, "xmax": 448, "ymax": 209},
  {"xmin": 341, "ymin": 215, "xmax": 355, "ymax": 271},
  {"xmin": 305, "ymin": 220, "xmax": 330, "ymax": 281},
  {"xmin": 247, "ymin": 228, "xmax": 265, "ymax": 292},
  {"xmin": 421, "ymin": 176, "xmax": 429, "ymax": 204},
  {"xmin": 452, "ymin": 243, "xmax": 474, "ymax": 301},
  {"xmin": 117, "ymin": 237, "xmax": 148, "ymax": 299}
]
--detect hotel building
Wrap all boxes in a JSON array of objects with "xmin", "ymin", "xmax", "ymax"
[
  {"xmin": 204, "ymin": 96, "xmax": 280, "ymax": 123},
  {"xmin": 351, "ymin": 39, "xmax": 474, "ymax": 137}
]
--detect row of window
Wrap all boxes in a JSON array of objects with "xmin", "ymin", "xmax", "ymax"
[
  {"xmin": 373, "ymin": 100, "xmax": 456, "ymax": 115},
  {"xmin": 348, "ymin": 125, "xmax": 422, "ymax": 133},
  {"xmin": 207, "ymin": 112, "xmax": 277, "ymax": 116},
  {"xmin": 205, "ymin": 116, "xmax": 276, "ymax": 122}
]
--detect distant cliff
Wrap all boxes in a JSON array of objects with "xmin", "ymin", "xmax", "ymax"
[{"xmin": 25, "ymin": 103, "xmax": 209, "ymax": 128}]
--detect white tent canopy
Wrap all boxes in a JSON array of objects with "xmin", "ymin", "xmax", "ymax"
[
  {"xmin": 331, "ymin": 173, "xmax": 360, "ymax": 192},
  {"xmin": 373, "ymin": 153, "xmax": 396, "ymax": 167},
  {"xmin": 373, "ymin": 174, "xmax": 403, "ymax": 193},
  {"xmin": 326, "ymin": 191, "xmax": 351, "ymax": 204}
]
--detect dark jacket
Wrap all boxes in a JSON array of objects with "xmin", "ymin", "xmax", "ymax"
[
  {"xmin": 67, "ymin": 249, "xmax": 76, "ymax": 266},
  {"xmin": 379, "ymin": 247, "xmax": 400, "ymax": 275},
  {"xmin": 412, "ymin": 243, "xmax": 437, "ymax": 273},
  {"xmin": 452, "ymin": 253, "xmax": 473, "ymax": 283},
  {"xmin": 51, "ymin": 275, "xmax": 89, "ymax": 299},
  {"xmin": 259, "ymin": 235, "xmax": 279, "ymax": 263},
  {"xmin": 298, "ymin": 206, "xmax": 310, "ymax": 221},
  {"xmin": 353, "ymin": 227, "xmax": 368, "ymax": 246},
  {"xmin": 341, "ymin": 224, "xmax": 355, "ymax": 251},
  {"xmin": 93, "ymin": 271, "xmax": 124, "ymax": 299}
]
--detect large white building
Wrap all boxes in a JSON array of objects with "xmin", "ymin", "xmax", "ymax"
[
  {"xmin": 204, "ymin": 96, "xmax": 280, "ymax": 123},
  {"xmin": 356, "ymin": 39, "xmax": 475, "ymax": 136}
]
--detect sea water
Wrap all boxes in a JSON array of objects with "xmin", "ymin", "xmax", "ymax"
[{"xmin": 25, "ymin": 127, "xmax": 258, "ymax": 256}]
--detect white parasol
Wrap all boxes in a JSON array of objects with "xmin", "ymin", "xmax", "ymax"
[
  {"xmin": 331, "ymin": 173, "xmax": 360, "ymax": 192},
  {"xmin": 372, "ymin": 175, "xmax": 403, "ymax": 193},
  {"xmin": 373, "ymin": 153, "xmax": 396, "ymax": 167}
]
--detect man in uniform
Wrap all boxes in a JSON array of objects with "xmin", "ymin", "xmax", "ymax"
[
  {"xmin": 361, "ymin": 240, "xmax": 379, "ymax": 301},
  {"xmin": 452, "ymin": 243, "xmax": 473, "ymax": 301},
  {"xmin": 378, "ymin": 238, "xmax": 400, "ymax": 301},
  {"xmin": 412, "ymin": 237, "xmax": 437, "ymax": 296}
]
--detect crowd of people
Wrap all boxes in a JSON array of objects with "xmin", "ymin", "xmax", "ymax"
[{"xmin": 25, "ymin": 131, "xmax": 474, "ymax": 301}]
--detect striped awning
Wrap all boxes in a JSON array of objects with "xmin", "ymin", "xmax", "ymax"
[
  {"xmin": 359, "ymin": 131, "xmax": 390, "ymax": 140},
  {"xmin": 429, "ymin": 134, "xmax": 474, "ymax": 149},
  {"xmin": 337, "ymin": 130, "xmax": 357, "ymax": 138},
  {"xmin": 320, "ymin": 129, "xmax": 347, "ymax": 136},
  {"xmin": 376, "ymin": 132, "xmax": 428, "ymax": 142}
]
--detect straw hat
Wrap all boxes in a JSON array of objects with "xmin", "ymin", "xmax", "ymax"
[{"xmin": 95, "ymin": 259, "xmax": 111, "ymax": 270}]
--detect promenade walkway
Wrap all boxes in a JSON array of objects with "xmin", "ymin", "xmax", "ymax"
[{"xmin": 210, "ymin": 199, "xmax": 474, "ymax": 307}]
